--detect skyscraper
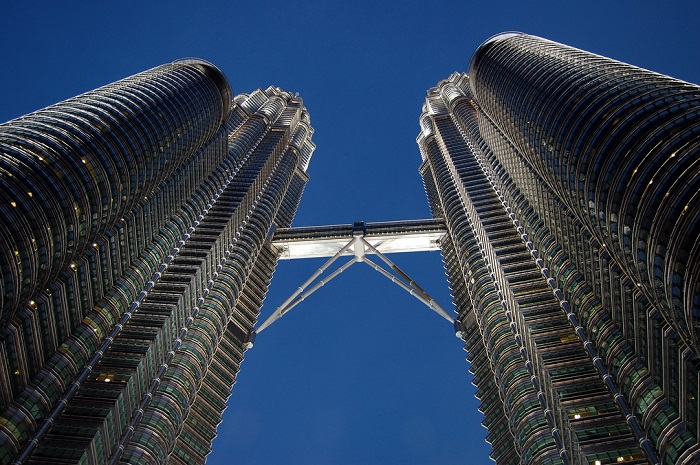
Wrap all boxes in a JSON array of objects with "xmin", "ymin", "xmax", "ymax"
[
  {"xmin": 1, "ymin": 32, "xmax": 698, "ymax": 465},
  {"xmin": 0, "ymin": 60, "xmax": 315, "ymax": 464},
  {"xmin": 418, "ymin": 32, "xmax": 699, "ymax": 464}
]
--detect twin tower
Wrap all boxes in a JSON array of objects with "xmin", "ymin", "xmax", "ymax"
[{"xmin": 0, "ymin": 33, "xmax": 698, "ymax": 464}]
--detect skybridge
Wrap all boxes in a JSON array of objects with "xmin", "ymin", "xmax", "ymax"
[{"xmin": 252, "ymin": 219, "xmax": 457, "ymax": 339}]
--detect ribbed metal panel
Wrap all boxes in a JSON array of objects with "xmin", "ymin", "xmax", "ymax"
[
  {"xmin": 0, "ymin": 60, "xmax": 232, "ymax": 317},
  {"xmin": 470, "ymin": 33, "xmax": 700, "ymax": 356}
]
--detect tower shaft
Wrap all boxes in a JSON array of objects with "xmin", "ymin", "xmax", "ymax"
[
  {"xmin": 0, "ymin": 63, "xmax": 315, "ymax": 465},
  {"xmin": 418, "ymin": 33, "xmax": 700, "ymax": 464}
]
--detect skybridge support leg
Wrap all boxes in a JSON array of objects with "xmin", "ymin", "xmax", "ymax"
[
  {"xmin": 361, "ymin": 256, "xmax": 455, "ymax": 324},
  {"xmin": 256, "ymin": 237, "xmax": 358, "ymax": 334}
]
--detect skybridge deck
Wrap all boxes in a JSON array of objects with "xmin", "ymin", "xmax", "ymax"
[{"xmin": 271, "ymin": 219, "xmax": 447, "ymax": 259}]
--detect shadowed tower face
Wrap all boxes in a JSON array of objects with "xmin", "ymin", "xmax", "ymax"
[
  {"xmin": 418, "ymin": 33, "xmax": 699, "ymax": 464},
  {"xmin": 0, "ymin": 61, "xmax": 315, "ymax": 464}
]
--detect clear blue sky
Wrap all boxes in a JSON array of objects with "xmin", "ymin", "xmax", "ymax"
[{"xmin": 1, "ymin": 2, "xmax": 699, "ymax": 464}]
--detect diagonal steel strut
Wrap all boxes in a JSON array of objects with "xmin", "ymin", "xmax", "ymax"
[
  {"xmin": 256, "ymin": 237, "xmax": 358, "ymax": 334},
  {"xmin": 359, "ymin": 237, "xmax": 454, "ymax": 323}
]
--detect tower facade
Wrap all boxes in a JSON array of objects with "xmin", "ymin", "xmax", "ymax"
[
  {"xmin": 0, "ymin": 60, "xmax": 315, "ymax": 464},
  {"xmin": 418, "ymin": 33, "xmax": 699, "ymax": 464},
  {"xmin": 1, "ymin": 34, "xmax": 699, "ymax": 465}
]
